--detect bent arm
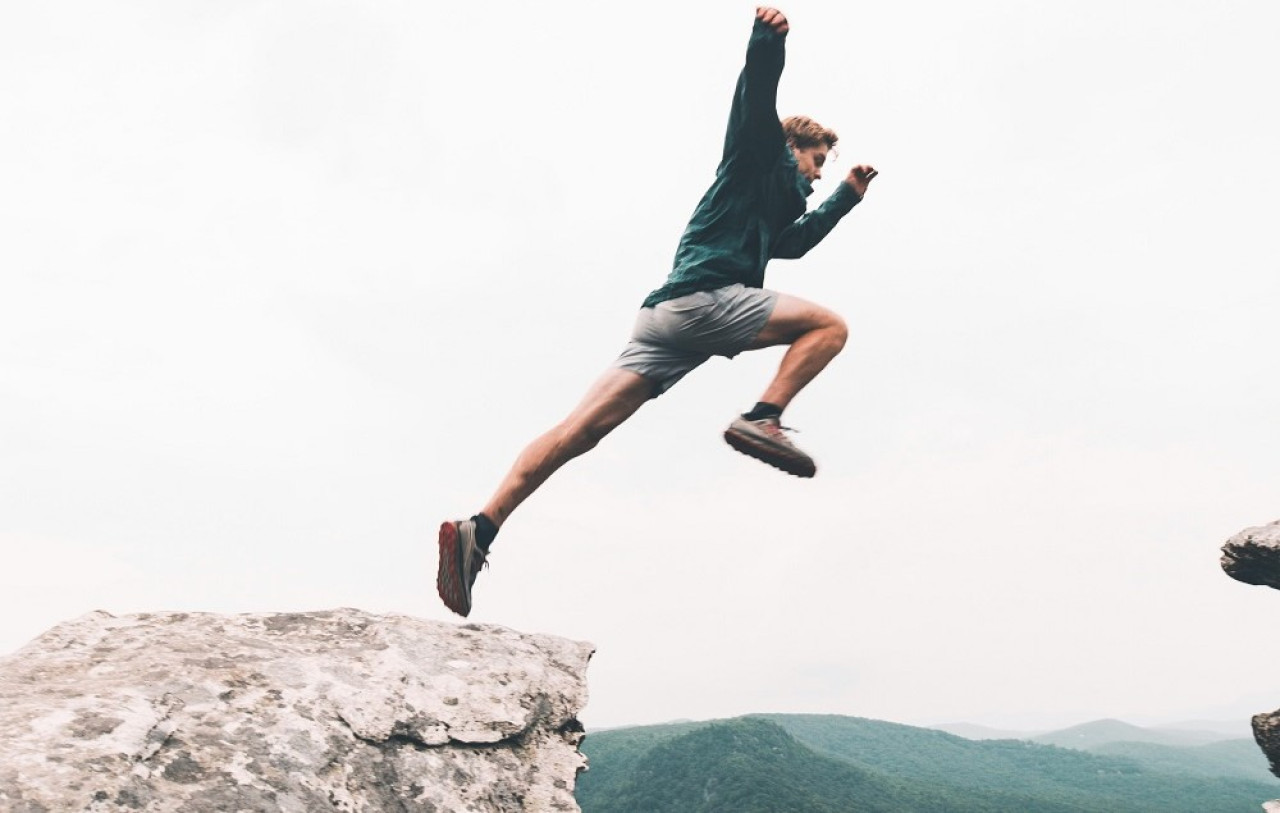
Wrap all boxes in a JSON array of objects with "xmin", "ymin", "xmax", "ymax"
[
  {"xmin": 771, "ymin": 183, "xmax": 861, "ymax": 259},
  {"xmin": 721, "ymin": 19, "xmax": 787, "ymax": 165}
]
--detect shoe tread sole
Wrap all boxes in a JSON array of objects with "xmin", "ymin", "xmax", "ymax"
[
  {"xmin": 723, "ymin": 428, "xmax": 816, "ymax": 478},
  {"xmin": 436, "ymin": 521, "xmax": 471, "ymax": 617}
]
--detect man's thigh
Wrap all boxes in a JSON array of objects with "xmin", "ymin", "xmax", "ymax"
[
  {"xmin": 746, "ymin": 292, "xmax": 844, "ymax": 350},
  {"xmin": 563, "ymin": 368, "xmax": 655, "ymax": 438},
  {"xmin": 638, "ymin": 284, "xmax": 778, "ymax": 359},
  {"xmin": 612, "ymin": 339, "xmax": 708, "ymax": 398}
]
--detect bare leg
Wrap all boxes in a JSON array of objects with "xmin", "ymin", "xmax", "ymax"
[
  {"xmin": 481, "ymin": 368, "xmax": 653, "ymax": 528},
  {"xmin": 746, "ymin": 292, "xmax": 848, "ymax": 410}
]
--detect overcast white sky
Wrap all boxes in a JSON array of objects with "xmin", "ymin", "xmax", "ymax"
[{"xmin": 3, "ymin": 0, "xmax": 1279, "ymax": 733}]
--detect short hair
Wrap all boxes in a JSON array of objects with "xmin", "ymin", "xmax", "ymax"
[{"xmin": 782, "ymin": 116, "xmax": 838, "ymax": 150}]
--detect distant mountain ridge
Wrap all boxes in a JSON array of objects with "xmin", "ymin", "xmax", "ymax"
[
  {"xmin": 927, "ymin": 716, "xmax": 1271, "ymax": 783},
  {"xmin": 932, "ymin": 717, "xmax": 1249, "ymax": 745},
  {"xmin": 578, "ymin": 713, "xmax": 1279, "ymax": 813},
  {"xmin": 1032, "ymin": 718, "xmax": 1243, "ymax": 749},
  {"xmin": 931, "ymin": 721, "xmax": 1050, "ymax": 740}
]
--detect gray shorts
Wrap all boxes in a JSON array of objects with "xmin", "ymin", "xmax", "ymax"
[{"xmin": 613, "ymin": 283, "xmax": 779, "ymax": 396}]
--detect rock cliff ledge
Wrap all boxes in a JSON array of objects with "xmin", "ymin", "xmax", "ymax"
[
  {"xmin": 0, "ymin": 609, "xmax": 593, "ymax": 812},
  {"xmin": 1221, "ymin": 520, "xmax": 1280, "ymax": 789},
  {"xmin": 1221, "ymin": 520, "xmax": 1280, "ymax": 590}
]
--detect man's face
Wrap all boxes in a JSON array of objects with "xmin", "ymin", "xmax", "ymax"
[{"xmin": 791, "ymin": 143, "xmax": 830, "ymax": 183}]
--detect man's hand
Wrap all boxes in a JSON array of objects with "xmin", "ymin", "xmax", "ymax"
[
  {"xmin": 756, "ymin": 6, "xmax": 789, "ymax": 35},
  {"xmin": 844, "ymin": 164, "xmax": 878, "ymax": 199}
]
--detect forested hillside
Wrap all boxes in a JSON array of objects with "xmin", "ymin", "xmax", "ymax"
[{"xmin": 577, "ymin": 714, "xmax": 1279, "ymax": 813}]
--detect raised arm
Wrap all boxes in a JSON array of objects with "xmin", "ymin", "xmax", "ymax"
[{"xmin": 721, "ymin": 8, "xmax": 791, "ymax": 166}]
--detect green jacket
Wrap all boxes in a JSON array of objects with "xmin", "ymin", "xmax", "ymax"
[{"xmin": 642, "ymin": 19, "xmax": 861, "ymax": 308}]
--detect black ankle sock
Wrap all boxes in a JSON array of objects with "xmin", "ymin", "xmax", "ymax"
[
  {"xmin": 742, "ymin": 401, "xmax": 783, "ymax": 421},
  {"xmin": 472, "ymin": 513, "xmax": 499, "ymax": 553}
]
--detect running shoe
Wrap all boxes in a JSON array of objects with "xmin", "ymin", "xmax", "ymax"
[
  {"xmin": 723, "ymin": 415, "xmax": 817, "ymax": 478},
  {"xmin": 437, "ymin": 519, "xmax": 488, "ymax": 617}
]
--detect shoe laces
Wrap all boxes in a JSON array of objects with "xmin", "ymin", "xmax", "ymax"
[{"xmin": 758, "ymin": 416, "xmax": 799, "ymax": 435}]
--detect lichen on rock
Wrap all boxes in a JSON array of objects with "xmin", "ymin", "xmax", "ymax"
[{"xmin": 0, "ymin": 608, "xmax": 593, "ymax": 812}]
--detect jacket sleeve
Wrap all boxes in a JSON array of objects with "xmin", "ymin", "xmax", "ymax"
[
  {"xmin": 721, "ymin": 19, "xmax": 787, "ymax": 166},
  {"xmin": 771, "ymin": 183, "xmax": 862, "ymax": 259}
]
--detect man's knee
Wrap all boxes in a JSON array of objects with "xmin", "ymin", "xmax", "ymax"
[
  {"xmin": 829, "ymin": 314, "xmax": 849, "ymax": 350},
  {"xmin": 550, "ymin": 370, "xmax": 650, "ymax": 459},
  {"xmin": 816, "ymin": 311, "xmax": 848, "ymax": 352},
  {"xmin": 556, "ymin": 417, "xmax": 611, "ymax": 458}
]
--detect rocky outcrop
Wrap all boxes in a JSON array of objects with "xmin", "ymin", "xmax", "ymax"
[
  {"xmin": 1221, "ymin": 519, "xmax": 1280, "ymax": 813},
  {"xmin": 0, "ymin": 609, "xmax": 593, "ymax": 812},
  {"xmin": 1256, "ymin": 712, "xmax": 1280, "ymax": 779},
  {"xmin": 1221, "ymin": 520, "xmax": 1280, "ymax": 589}
]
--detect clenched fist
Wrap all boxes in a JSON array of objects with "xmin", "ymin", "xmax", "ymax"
[
  {"xmin": 845, "ymin": 165, "xmax": 878, "ymax": 199},
  {"xmin": 756, "ymin": 6, "xmax": 789, "ymax": 35}
]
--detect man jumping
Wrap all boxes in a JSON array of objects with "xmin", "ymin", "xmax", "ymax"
[{"xmin": 438, "ymin": 6, "xmax": 878, "ymax": 617}]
